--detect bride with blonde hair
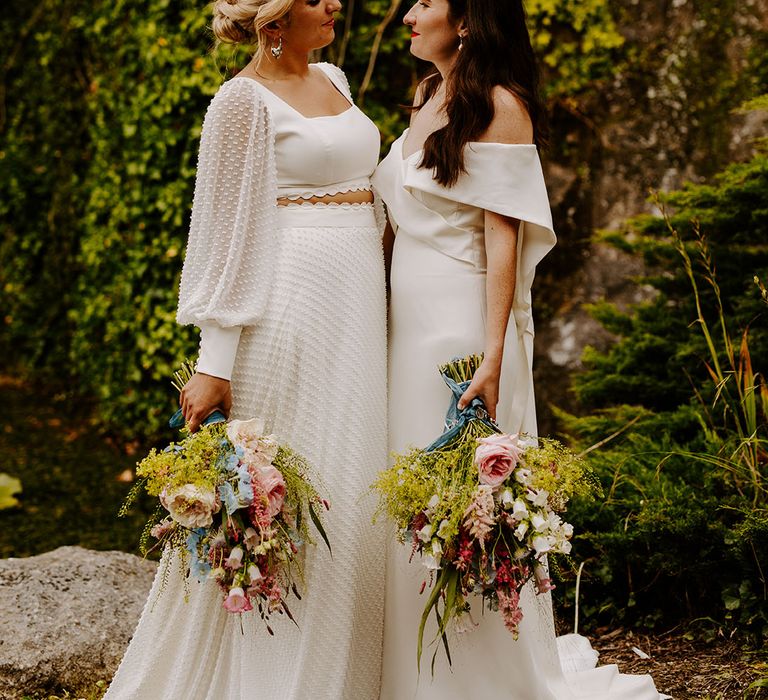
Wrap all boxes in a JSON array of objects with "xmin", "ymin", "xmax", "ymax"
[{"xmin": 105, "ymin": 0, "xmax": 387, "ymax": 697}]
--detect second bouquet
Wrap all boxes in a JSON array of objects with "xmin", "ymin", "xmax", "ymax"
[{"xmin": 374, "ymin": 354, "xmax": 598, "ymax": 670}]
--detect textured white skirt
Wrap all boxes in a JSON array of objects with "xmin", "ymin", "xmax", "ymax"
[{"xmin": 106, "ymin": 204, "xmax": 387, "ymax": 700}]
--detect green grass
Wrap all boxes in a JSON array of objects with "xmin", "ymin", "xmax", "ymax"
[{"xmin": 0, "ymin": 375, "xmax": 157, "ymax": 558}]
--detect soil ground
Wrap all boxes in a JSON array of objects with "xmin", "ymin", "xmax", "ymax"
[{"xmin": 591, "ymin": 627, "xmax": 767, "ymax": 699}]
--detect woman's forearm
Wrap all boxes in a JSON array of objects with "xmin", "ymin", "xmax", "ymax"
[{"xmin": 483, "ymin": 210, "xmax": 520, "ymax": 366}]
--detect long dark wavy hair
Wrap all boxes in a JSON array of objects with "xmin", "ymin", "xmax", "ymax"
[{"xmin": 417, "ymin": 0, "xmax": 547, "ymax": 187}]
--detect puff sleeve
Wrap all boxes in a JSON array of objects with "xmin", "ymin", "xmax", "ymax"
[{"xmin": 176, "ymin": 79, "xmax": 278, "ymax": 380}]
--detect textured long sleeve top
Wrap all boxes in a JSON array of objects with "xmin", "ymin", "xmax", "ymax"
[
  {"xmin": 176, "ymin": 63, "xmax": 380, "ymax": 380},
  {"xmin": 176, "ymin": 78, "xmax": 278, "ymax": 379}
]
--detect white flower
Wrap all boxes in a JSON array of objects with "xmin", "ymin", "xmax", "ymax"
[
  {"xmin": 531, "ymin": 512, "xmax": 549, "ymax": 532},
  {"xmin": 427, "ymin": 494, "xmax": 440, "ymax": 510},
  {"xmin": 515, "ymin": 468, "xmax": 533, "ymax": 485},
  {"xmin": 499, "ymin": 489, "xmax": 515, "ymax": 508},
  {"xmin": 226, "ymin": 417, "xmax": 266, "ymax": 446},
  {"xmin": 225, "ymin": 546, "xmax": 244, "ymax": 569},
  {"xmin": 553, "ymin": 539, "xmax": 572, "ymax": 555},
  {"xmin": 547, "ymin": 512, "xmax": 562, "ymax": 530},
  {"xmin": 532, "ymin": 535, "xmax": 552, "ymax": 554},
  {"xmin": 526, "ymin": 489, "xmax": 549, "ymax": 507},
  {"xmin": 521, "ymin": 435, "xmax": 538, "ymax": 448},
  {"xmin": 436, "ymin": 519, "xmax": 451, "ymax": 539},
  {"xmin": 160, "ymin": 484, "xmax": 220, "ymax": 529},
  {"xmin": 223, "ymin": 586, "xmax": 251, "ymax": 613},
  {"xmin": 562, "ymin": 522, "xmax": 574, "ymax": 538},
  {"xmin": 514, "ymin": 522, "xmax": 529, "ymax": 541},
  {"xmin": 422, "ymin": 553, "xmax": 442, "ymax": 570},
  {"xmin": 243, "ymin": 527, "xmax": 259, "ymax": 550},
  {"xmin": 247, "ymin": 564, "xmax": 263, "ymax": 583},
  {"xmin": 431, "ymin": 539, "xmax": 443, "ymax": 556},
  {"xmin": 417, "ymin": 524, "xmax": 433, "ymax": 542},
  {"xmin": 511, "ymin": 499, "xmax": 529, "ymax": 521}
]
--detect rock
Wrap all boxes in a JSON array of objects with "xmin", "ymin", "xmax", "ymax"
[
  {"xmin": 534, "ymin": 243, "xmax": 658, "ymax": 432},
  {"xmin": 0, "ymin": 546, "xmax": 156, "ymax": 699}
]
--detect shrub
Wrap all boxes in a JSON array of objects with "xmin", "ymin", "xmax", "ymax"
[{"xmin": 561, "ymin": 137, "xmax": 768, "ymax": 643}]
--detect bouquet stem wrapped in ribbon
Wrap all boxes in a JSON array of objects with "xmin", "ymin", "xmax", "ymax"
[
  {"xmin": 374, "ymin": 354, "xmax": 599, "ymax": 671},
  {"xmin": 121, "ymin": 362, "xmax": 330, "ymax": 633}
]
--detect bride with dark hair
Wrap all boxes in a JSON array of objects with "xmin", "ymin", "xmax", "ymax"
[{"xmin": 372, "ymin": 0, "xmax": 665, "ymax": 697}]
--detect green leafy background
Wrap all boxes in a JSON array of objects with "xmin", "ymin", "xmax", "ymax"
[{"xmin": 1, "ymin": 0, "xmax": 767, "ymax": 648}]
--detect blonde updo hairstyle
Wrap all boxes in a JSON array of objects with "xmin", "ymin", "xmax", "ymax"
[{"xmin": 212, "ymin": 0, "xmax": 296, "ymax": 62}]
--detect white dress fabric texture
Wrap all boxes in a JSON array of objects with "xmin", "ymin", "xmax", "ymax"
[
  {"xmin": 105, "ymin": 64, "xmax": 387, "ymax": 700},
  {"xmin": 372, "ymin": 130, "xmax": 663, "ymax": 700}
]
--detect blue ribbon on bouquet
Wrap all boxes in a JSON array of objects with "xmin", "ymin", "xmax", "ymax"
[
  {"xmin": 168, "ymin": 408, "xmax": 227, "ymax": 430},
  {"xmin": 425, "ymin": 372, "xmax": 499, "ymax": 452}
]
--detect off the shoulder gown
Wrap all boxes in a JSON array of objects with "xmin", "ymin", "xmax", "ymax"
[{"xmin": 372, "ymin": 130, "xmax": 665, "ymax": 700}]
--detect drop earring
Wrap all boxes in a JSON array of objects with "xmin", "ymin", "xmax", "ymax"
[
  {"xmin": 271, "ymin": 35, "xmax": 283, "ymax": 59},
  {"xmin": 458, "ymin": 33, "xmax": 465, "ymax": 50}
]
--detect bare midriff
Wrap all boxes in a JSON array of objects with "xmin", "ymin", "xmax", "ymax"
[{"xmin": 276, "ymin": 189, "xmax": 374, "ymax": 206}]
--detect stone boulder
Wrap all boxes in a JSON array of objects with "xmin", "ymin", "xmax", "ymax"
[{"xmin": 0, "ymin": 546, "xmax": 156, "ymax": 699}]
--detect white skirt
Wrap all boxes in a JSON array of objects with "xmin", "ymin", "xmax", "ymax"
[{"xmin": 105, "ymin": 204, "xmax": 387, "ymax": 700}]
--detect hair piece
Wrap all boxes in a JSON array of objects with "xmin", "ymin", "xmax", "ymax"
[
  {"xmin": 417, "ymin": 0, "xmax": 548, "ymax": 187},
  {"xmin": 212, "ymin": 0, "xmax": 296, "ymax": 63}
]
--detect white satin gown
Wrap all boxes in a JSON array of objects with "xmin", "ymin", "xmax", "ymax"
[{"xmin": 371, "ymin": 130, "xmax": 665, "ymax": 700}]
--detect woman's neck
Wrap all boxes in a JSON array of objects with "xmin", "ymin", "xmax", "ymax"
[
  {"xmin": 252, "ymin": 49, "xmax": 311, "ymax": 81},
  {"xmin": 431, "ymin": 52, "xmax": 458, "ymax": 81}
]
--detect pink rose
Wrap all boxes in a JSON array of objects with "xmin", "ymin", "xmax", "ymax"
[
  {"xmin": 223, "ymin": 586, "xmax": 253, "ymax": 613},
  {"xmin": 251, "ymin": 465, "xmax": 286, "ymax": 518},
  {"xmin": 474, "ymin": 434, "xmax": 524, "ymax": 488}
]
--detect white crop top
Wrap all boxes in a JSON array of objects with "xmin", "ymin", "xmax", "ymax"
[
  {"xmin": 176, "ymin": 63, "xmax": 382, "ymax": 381},
  {"xmin": 241, "ymin": 64, "xmax": 380, "ymax": 201}
]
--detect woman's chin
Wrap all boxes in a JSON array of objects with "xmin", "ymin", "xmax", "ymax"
[
  {"xmin": 314, "ymin": 34, "xmax": 335, "ymax": 50},
  {"xmin": 409, "ymin": 45, "xmax": 426, "ymax": 60}
]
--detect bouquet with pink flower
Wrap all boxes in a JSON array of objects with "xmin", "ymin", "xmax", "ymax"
[
  {"xmin": 373, "ymin": 354, "xmax": 599, "ymax": 669},
  {"xmin": 121, "ymin": 365, "xmax": 329, "ymax": 632}
]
